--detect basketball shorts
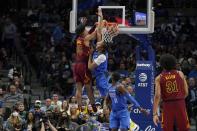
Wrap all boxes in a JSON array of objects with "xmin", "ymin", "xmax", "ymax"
[
  {"xmin": 162, "ymin": 99, "xmax": 190, "ymax": 131},
  {"xmin": 73, "ymin": 63, "xmax": 91, "ymax": 85},
  {"xmin": 95, "ymin": 73, "xmax": 110, "ymax": 97},
  {"xmin": 109, "ymin": 109, "xmax": 130, "ymax": 129}
]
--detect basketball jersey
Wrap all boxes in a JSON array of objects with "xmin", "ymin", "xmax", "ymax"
[
  {"xmin": 160, "ymin": 70, "xmax": 185, "ymax": 101},
  {"xmin": 75, "ymin": 37, "xmax": 90, "ymax": 63},
  {"xmin": 108, "ymin": 83, "xmax": 127, "ymax": 111},
  {"xmin": 92, "ymin": 51, "xmax": 108, "ymax": 76}
]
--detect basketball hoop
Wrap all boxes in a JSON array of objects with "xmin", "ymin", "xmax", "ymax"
[{"xmin": 97, "ymin": 21, "xmax": 119, "ymax": 44}]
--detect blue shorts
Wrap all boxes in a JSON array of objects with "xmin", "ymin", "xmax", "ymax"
[
  {"xmin": 95, "ymin": 73, "xmax": 109, "ymax": 97},
  {"xmin": 109, "ymin": 109, "xmax": 130, "ymax": 129}
]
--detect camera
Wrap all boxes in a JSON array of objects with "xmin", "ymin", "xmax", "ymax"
[{"xmin": 40, "ymin": 114, "xmax": 49, "ymax": 124}]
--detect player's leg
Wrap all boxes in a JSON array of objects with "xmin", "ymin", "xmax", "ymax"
[
  {"xmin": 96, "ymin": 74, "xmax": 109, "ymax": 98},
  {"xmin": 75, "ymin": 82, "xmax": 83, "ymax": 109},
  {"xmin": 119, "ymin": 110, "xmax": 130, "ymax": 131},
  {"xmin": 109, "ymin": 111, "xmax": 119, "ymax": 131},
  {"xmin": 175, "ymin": 100, "xmax": 190, "ymax": 131},
  {"xmin": 162, "ymin": 102, "xmax": 175, "ymax": 131},
  {"xmin": 73, "ymin": 63, "xmax": 85, "ymax": 109},
  {"xmin": 84, "ymin": 71, "xmax": 97, "ymax": 112}
]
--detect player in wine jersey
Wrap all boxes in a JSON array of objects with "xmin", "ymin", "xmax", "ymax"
[
  {"xmin": 153, "ymin": 54, "xmax": 190, "ymax": 131},
  {"xmin": 105, "ymin": 72, "xmax": 148, "ymax": 131},
  {"xmin": 74, "ymin": 17, "xmax": 98, "ymax": 112},
  {"xmin": 74, "ymin": 9, "xmax": 104, "ymax": 112}
]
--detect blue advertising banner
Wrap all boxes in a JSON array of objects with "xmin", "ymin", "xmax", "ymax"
[{"xmin": 130, "ymin": 61, "xmax": 162, "ymax": 131}]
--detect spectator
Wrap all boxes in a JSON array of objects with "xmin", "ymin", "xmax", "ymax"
[
  {"xmin": 26, "ymin": 112, "xmax": 36, "ymax": 131},
  {"xmin": 0, "ymin": 48, "xmax": 8, "ymax": 69},
  {"xmin": 17, "ymin": 102, "xmax": 27, "ymax": 121},
  {"xmin": 187, "ymin": 77, "xmax": 197, "ymax": 121},
  {"xmin": 51, "ymin": 94, "xmax": 62, "ymax": 111},
  {"xmin": 51, "ymin": 22, "xmax": 64, "ymax": 45},
  {"xmin": 3, "ymin": 84, "xmax": 23, "ymax": 120},
  {"xmin": 41, "ymin": 98, "xmax": 53, "ymax": 112},
  {"xmin": 117, "ymin": 62, "xmax": 129, "ymax": 78},
  {"xmin": 1, "ymin": 18, "xmax": 17, "ymax": 57},
  {"xmin": 70, "ymin": 105, "xmax": 79, "ymax": 124},
  {"xmin": 188, "ymin": 64, "xmax": 197, "ymax": 78},
  {"xmin": 0, "ymin": 113, "xmax": 3, "ymax": 131},
  {"xmin": 5, "ymin": 111, "xmax": 25, "ymax": 131},
  {"xmin": 40, "ymin": 120, "xmax": 57, "ymax": 131},
  {"xmin": 0, "ymin": 87, "xmax": 4, "ymax": 101},
  {"xmin": 61, "ymin": 100, "xmax": 69, "ymax": 112},
  {"xmin": 31, "ymin": 104, "xmax": 44, "ymax": 122},
  {"xmin": 57, "ymin": 111, "xmax": 71, "ymax": 130}
]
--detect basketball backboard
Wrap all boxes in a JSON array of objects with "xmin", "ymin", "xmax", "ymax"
[{"xmin": 70, "ymin": 0, "xmax": 154, "ymax": 34}]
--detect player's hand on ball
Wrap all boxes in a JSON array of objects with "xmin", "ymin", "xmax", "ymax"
[{"xmin": 153, "ymin": 115, "xmax": 160, "ymax": 126}]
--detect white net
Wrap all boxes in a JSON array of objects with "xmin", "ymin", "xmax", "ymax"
[{"xmin": 102, "ymin": 23, "xmax": 119, "ymax": 43}]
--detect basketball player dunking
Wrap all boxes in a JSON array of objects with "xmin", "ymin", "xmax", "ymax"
[
  {"xmin": 74, "ymin": 17, "xmax": 99, "ymax": 112},
  {"xmin": 153, "ymin": 54, "xmax": 190, "ymax": 131}
]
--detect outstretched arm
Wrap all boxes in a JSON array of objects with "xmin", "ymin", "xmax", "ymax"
[{"xmin": 117, "ymin": 84, "xmax": 141, "ymax": 108}]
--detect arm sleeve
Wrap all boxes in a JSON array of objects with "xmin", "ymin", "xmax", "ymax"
[
  {"xmin": 124, "ymin": 92, "xmax": 140, "ymax": 108},
  {"xmin": 94, "ymin": 54, "xmax": 106, "ymax": 66}
]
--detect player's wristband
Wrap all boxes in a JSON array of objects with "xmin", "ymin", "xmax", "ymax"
[
  {"xmin": 124, "ymin": 92, "xmax": 140, "ymax": 108},
  {"xmin": 153, "ymin": 113, "xmax": 158, "ymax": 116}
]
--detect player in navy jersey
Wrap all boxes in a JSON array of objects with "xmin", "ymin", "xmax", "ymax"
[{"xmin": 105, "ymin": 72, "xmax": 148, "ymax": 131}]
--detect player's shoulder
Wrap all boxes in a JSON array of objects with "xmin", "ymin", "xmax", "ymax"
[
  {"xmin": 176, "ymin": 70, "xmax": 185, "ymax": 78},
  {"xmin": 96, "ymin": 54, "xmax": 107, "ymax": 60},
  {"xmin": 155, "ymin": 74, "xmax": 161, "ymax": 81}
]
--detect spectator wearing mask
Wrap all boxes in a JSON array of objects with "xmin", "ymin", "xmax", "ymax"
[
  {"xmin": 41, "ymin": 98, "xmax": 53, "ymax": 112},
  {"xmin": 5, "ymin": 111, "xmax": 25, "ymax": 131}
]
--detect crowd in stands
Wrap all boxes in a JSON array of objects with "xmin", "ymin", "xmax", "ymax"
[{"xmin": 0, "ymin": 0, "xmax": 197, "ymax": 130}]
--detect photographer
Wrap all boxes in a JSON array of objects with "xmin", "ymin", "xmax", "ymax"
[
  {"xmin": 56, "ymin": 111, "xmax": 72, "ymax": 131},
  {"xmin": 40, "ymin": 120, "xmax": 57, "ymax": 131}
]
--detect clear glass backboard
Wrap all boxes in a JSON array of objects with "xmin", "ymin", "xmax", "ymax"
[{"xmin": 70, "ymin": 0, "xmax": 154, "ymax": 34}]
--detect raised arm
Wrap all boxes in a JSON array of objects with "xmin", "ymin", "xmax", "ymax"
[
  {"xmin": 117, "ymin": 84, "xmax": 140, "ymax": 108},
  {"xmin": 96, "ymin": 8, "xmax": 104, "ymax": 42}
]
